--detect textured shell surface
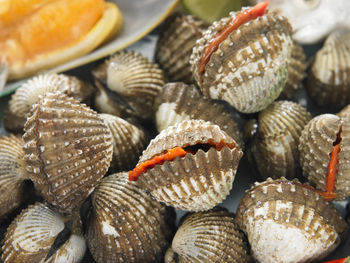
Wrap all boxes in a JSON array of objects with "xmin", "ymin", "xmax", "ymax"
[
  {"xmin": 22, "ymin": 92, "xmax": 113, "ymax": 214},
  {"xmin": 190, "ymin": 10, "xmax": 293, "ymax": 113},
  {"xmin": 298, "ymin": 114, "xmax": 350, "ymax": 200},
  {"xmin": 135, "ymin": 119, "xmax": 243, "ymax": 211},
  {"xmin": 1, "ymin": 202, "xmax": 65, "ymax": 263},
  {"xmin": 155, "ymin": 12, "xmax": 208, "ymax": 84},
  {"xmin": 99, "ymin": 113, "xmax": 147, "ymax": 171},
  {"xmin": 236, "ymin": 177, "xmax": 348, "ymax": 263},
  {"xmin": 165, "ymin": 209, "xmax": 252, "ymax": 263},
  {"xmin": 249, "ymin": 100, "xmax": 311, "ymax": 180},
  {"xmin": 0, "ymin": 135, "xmax": 28, "ymax": 219},
  {"xmin": 155, "ymin": 82, "xmax": 243, "ymax": 148},
  {"xmin": 307, "ymin": 28, "xmax": 350, "ymax": 108},
  {"xmin": 86, "ymin": 172, "xmax": 175, "ymax": 263}
]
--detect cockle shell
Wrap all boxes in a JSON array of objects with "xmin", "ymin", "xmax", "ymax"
[
  {"xmin": 155, "ymin": 12, "xmax": 208, "ymax": 84},
  {"xmin": 249, "ymin": 100, "xmax": 311, "ymax": 180},
  {"xmin": 307, "ymin": 28, "xmax": 350, "ymax": 108},
  {"xmin": 99, "ymin": 113, "xmax": 147, "ymax": 171},
  {"xmin": 22, "ymin": 92, "xmax": 113, "ymax": 214},
  {"xmin": 164, "ymin": 209, "xmax": 252, "ymax": 263},
  {"xmin": 155, "ymin": 82, "xmax": 243, "ymax": 148},
  {"xmin": 298, "ymin": 114, "xmax": 350, "ymax": 200},
  {"xmin": 190, "ymin": 10, "xmax": 293, "ymax": 113},
  {"xmin": 0, "ymin": 135, "xmax": 28, "ymax": 219},
  {"xmin": 236, "ymin": 177, "xmax": 348, "ymax": 263},
  {"xmin": 134, "ymin": 119, "xmax": 243, "ymax": 211},
  {"xmin": 86, "ymin": 172, "xmax": 175, "ymax": 263}
]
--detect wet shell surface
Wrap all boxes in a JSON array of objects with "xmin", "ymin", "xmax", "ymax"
[
  {"xmin": 133, "ymin": 119, "xmax": 243, "ymax": 211},
  {"xmin": 155, "ymin": 12, "xmax": 208, "ymax": 84},
  {"xmin": 0, "ymin": 135, "xmax": 28, "ymax": 219},
  {"xmin": 190, "ymin": 10, "xmax": 293, "ymax": 113},
  {"xmin": 249, "ymin": 100, "xmax": 311, "ymax": 180},
  {"xmin": 86, "ymin": 172, "xmax": 175, "ymax": 263},
  {"xmin": 236, "ymin": 177, "xmax": 348, "ymax": 263},
  {"xmin": 22, "ymin": 92, "xmax": 113, "ymax": 214},
  {"xmin": 155, "ymin": 82, "xmax": 243, "ymax": 148},
  {"xmin": 164, "ymin": 209, "xmax": 252, "ymax": 263},
  {"xmin": 99, "ymin": 113, "xmax": 147, "ymax": 171},
  {"xmin": 298, "ymin": 114, "xmax": 350, "ymax": 200},
  {"xmin": 307, "ymin": 28, "xmax": 350, "ymax": 108}
]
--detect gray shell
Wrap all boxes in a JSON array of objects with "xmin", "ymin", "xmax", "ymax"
[
  {"xmin": 135, "ymin": 119, "xmax": 243, "ymax": 211},
  {"xmin": 190, "ymin": 11, "xmax": 293, "ymax": 113},
  {"xmin": 22, "ymin": 92, "xmax": 113, "ymax": 214},
  {"xmin": 236, "ymin": 177, "xmax": 348, "ymax": 263},
  {"xmin": 86, "ymin": 172, "xmax": 175, "ymax": 263},
  {"xmin": 165, "ymin": 209, "xmax": 252, "ymax": 263}
]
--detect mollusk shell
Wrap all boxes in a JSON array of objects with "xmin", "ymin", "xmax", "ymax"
[
  {"xmin": 135, "ymin": 119, "xmax": 243, "ymax": 211},
  {"xmin": 307, "ymin": 28, "xmax": 350, "ymax": 108},
  {"xmin": 249, "ymin": 100, "xmax": 311, "ymax": 180},
  {"xmin": 236, "ymin": 177, "xmax": 348, "ymax": 263},
  {"xmin": 298, "ymin": 114, "xmax": 350, "ymax": 200},
  {"xmin": 86, "ymin": 172, "xmax": 175, "ymax": 263},
  {"xmin": 164, "ymin": 209, "xmax": 252, "ymax": 263},
  {"xmin": 99, "ymin": 113, "xmax": 147, "ymax": 171},
  {"xmin": 155, "ymin": 82, "xmax": 243, "ymax": 148},
  {"xmin": 0, "ymin": 135, "xmax": 28, "ymax": 219},
  {"xmin": 190, "ymin": 11, "xmax": 293, "ymax": 113},
  {"xmin": 155, "ymin": 13, "xmax": 208, "ymax": 84},
  {"xmin": 23, "ymin": 92, "xmax": 113, "ymax": 214}
]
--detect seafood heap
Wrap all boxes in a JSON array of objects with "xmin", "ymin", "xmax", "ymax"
[{"xmin": 1, "ymin": 1, "xmax": 350, "ymax": 262}]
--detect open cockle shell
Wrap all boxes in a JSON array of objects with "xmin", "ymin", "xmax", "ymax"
[
  {"xmin": 134, "ymin": 119, "xmax": 243, "ymax": 211},
  {"xmin": 249, "ymin": 100, "xmax": 311, "ymax": 180},
  {"xmin": 190, "ymin": 10, "xmax": 293, "ymax": 113},
  {"xmin": 86, "ymin": 172, "xmax": 175, "ymax": 263},
  {"xmin": 155, "ymin": 82, "xmax": 243, "ymax": 148},
  {"xmin": 236, "ymin": 177, "xmax": 348, "ymax": 263},
  {"xmin": 298, "ymin": 114, "xmax": 350, "ymax": 200},
  {"xmin": 164, "ymin": 208, "xmax": 252, "ymax": 263},
  {"xmin": 22, "ymin": 92, "xmax": 113, "ymax": 214}
]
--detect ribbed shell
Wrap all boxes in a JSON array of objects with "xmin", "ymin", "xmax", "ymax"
[
  {"xmin": 298, "ymin": 114, "xmax": 350, "ymax": 200},
  {"xmin": 1, "ymin": 202, "xmax": 65, "ymax": 263},
  {"xmin": 250, "ymin": 101, "xmax": 311, "ymax": 180},
  {"xmin": 155, "ymin": 13, "xmax": 208, "ymax": 84},
  {"xmin": 136, "ymin": 119, "xmax": 243, "ymax": 211},
  {"xmin": 86, "ymin": 172, "xmax": 175, "ymax": 263},
  {"xmin": 307, "ymin": 28, "xmax": 350, "ymax": 108},
  {"xmin": 338, "ymin": 104, "xmax": 350, "ymax": 119},
  {"xmin": 0, "ymin": 135, "xmax": 28, "ymax": 219},
  {"xmin": 155, "ymin": 82, "xmax": 243, "ymax": 148},
  {"xmin": 190, "ymin": 11, "xmax": 293, "ymax": 113},
  {"xmin": 22, "ymin": 92, "xmax": 113, "ymax": 214},
  {"xmin": 164, "ymin": 209, "xmax": 251, "ymax": 263},
  {"xmin": 99, "ymin": 113, "xmax": 147, "ymax": 171},
  {"xmin": 236, "ymin": 177, "xmax": 348, "ymax": 263}
]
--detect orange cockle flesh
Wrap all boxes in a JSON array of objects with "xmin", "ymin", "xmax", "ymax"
[
  {"xmin": 0, "ymin": 0, "xmax": 105, "ymax": 66},
  {"xmin": 128, "ymin": 139, "xmax": 235, "ymax": 181},
  {"xmin": 198, "ymin": 0, "xmax": 269, "ymax": 75}
]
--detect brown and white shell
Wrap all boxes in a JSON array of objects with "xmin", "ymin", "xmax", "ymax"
[
  {"xmin": 236, "ymin": 177, "xmax": 348, "ymax": 263},
  {"xmin": 298, "ymin": 114, "xmax": 350, "ymax": 200},
  {"xmin": 155, "ymin": 82, "xmax": 244, "ymax": 148},
  {"xmin": 307, "ymin": 28, "xmax": 350, "ymax": 108},
  {"xmin": 22, "ymin": 92, "xmax": 113, "ymax": 214},
  {"xmin": 249, "ymin": 100, "xmax": 311, "ymax": 180},
  {"xmin": 0, "ymin": 135, "xmax": 28, "ymax": 219},
  {"xmin": 134, "ymin": 119, "xmax": 243, "ymax": 211},
  {"xmin": 155, "ymin": 12, "xmax": 208, "ymax": 84},
  {"xmin": 99, "ymin": 113, "xmax": 147, "ymax": 171},
  {"xmin": 164, "ymin": 209, "xmax": 252, "ymax": 263},
  {"xmin": 190, "ymin": 10, "xmax": 293, "ymax": 113},
  {"xmin": 86, "ymin": 172, "xmax": 175, "ymax": 263}
]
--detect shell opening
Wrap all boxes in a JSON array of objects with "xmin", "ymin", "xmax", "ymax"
[{"xmin": 128, "ymin": 139, "xmax": 236, "ymax": 181}]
